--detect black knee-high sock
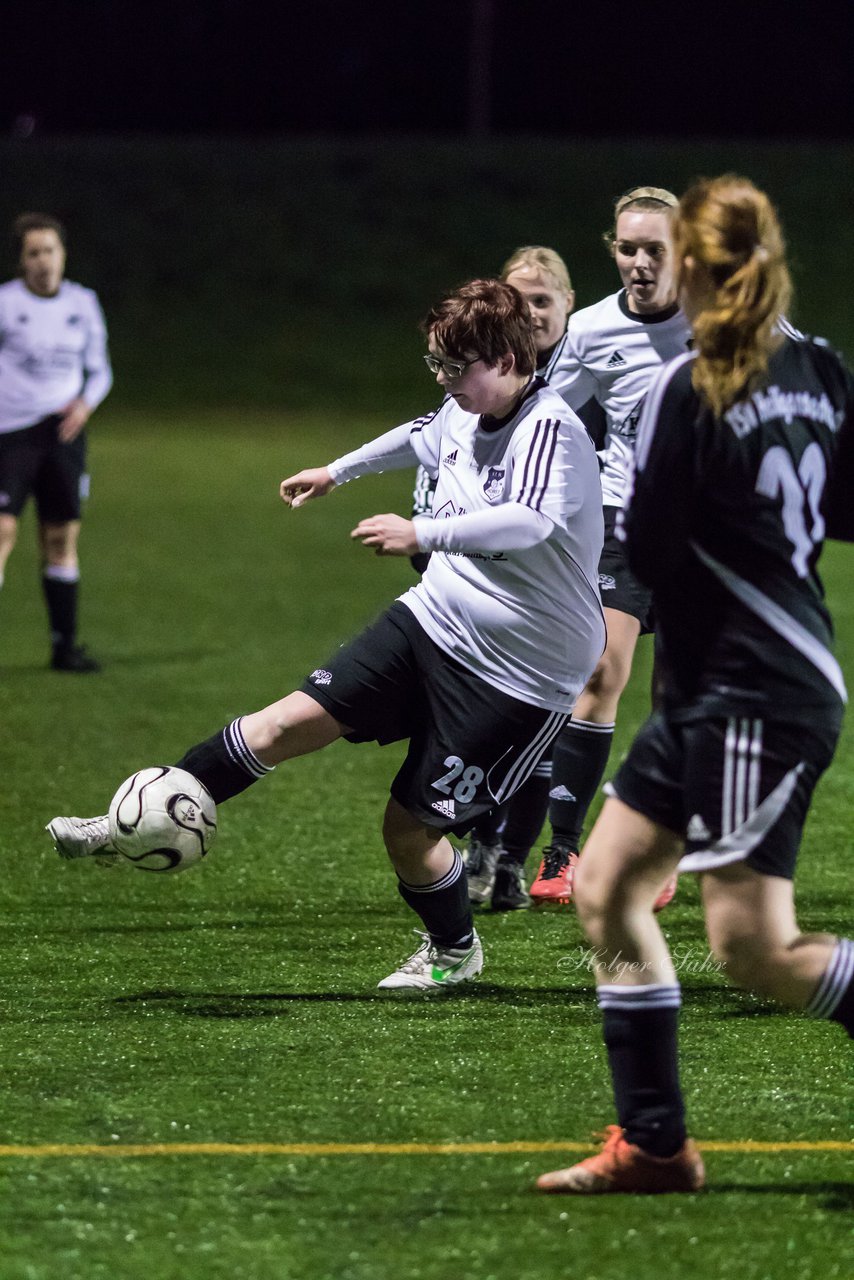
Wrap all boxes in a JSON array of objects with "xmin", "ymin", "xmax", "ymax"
[
  {"xmin": 42, "ymin": 565, "xmax": 79, "ymax": 650},
  {"xmin": 176, "ymin": 717, "xmax": 274, "ymax": 803},
  {"xmin": 598, "ymin": 983, "xmax": 687, "ymax": 1156},
  {"xmin": 500, "ymin": 760, "xmax": 551, "ymax": 865},
  {"xmin": 397, "ymin": 848, "xmax": 474, "ymax": 950},
  {"xmin": 548, "ymin": 719, "xmax": 615, "ymax": 848},
  {"xmin": 473, "ymin": 802, "xmax": 507, "ymax": 846},
  {"xmin": 806, "ymin": 938, "xmax": 854, "ymax": 1037}
]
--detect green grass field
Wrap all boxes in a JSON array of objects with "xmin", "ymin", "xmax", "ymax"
[{"xmin": 0, "ymin": 410, "xmax": 851, "ymax": 1280}]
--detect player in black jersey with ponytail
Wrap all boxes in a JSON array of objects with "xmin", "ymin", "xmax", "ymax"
[{"xmin": 538, "ymin": 176, "xmax": 854, "ymax": 1195}]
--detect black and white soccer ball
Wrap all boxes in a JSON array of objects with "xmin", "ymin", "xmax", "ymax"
[{"xmin": 108, "ymin": 766, "xmax": 217, "ymax": 873}]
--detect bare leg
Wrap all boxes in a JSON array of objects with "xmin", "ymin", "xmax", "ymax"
[{"xmin": 701, "ymin": 864, "xmax": 839, "ymax": 1007}]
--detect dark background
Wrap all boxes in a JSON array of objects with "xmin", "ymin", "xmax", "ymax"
[
  {"xmin": 1, "ymin": 3, "xmax": 851, "ymax": 415},
  {"xmin": 3, "ymin": 1, "xmax": 852, "ymax": 139}
]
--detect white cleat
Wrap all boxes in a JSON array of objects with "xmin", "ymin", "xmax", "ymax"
[
  {"xmin": 377, "ymin": 930, "xmax": 483, "ymax": 991},
  {"xmin": 46, "ymin": 815, "xmax": 117, "ymax": 864}
]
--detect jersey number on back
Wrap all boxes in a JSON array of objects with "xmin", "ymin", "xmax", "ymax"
[{"xmin": 756, "ymin": 443, "xmax": 826, "ymax": 578}]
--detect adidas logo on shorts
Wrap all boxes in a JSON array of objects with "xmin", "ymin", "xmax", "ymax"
[
  {"xmin": 687, "ymin": 813, "xmax": 711, "ymax": 841},
  {"xmin": 431, "ymin": 798, "xmax": 456, "ymax": 818}
]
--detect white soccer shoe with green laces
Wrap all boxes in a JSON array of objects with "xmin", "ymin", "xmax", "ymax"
[{"xmin": 378, "ymin": 930, "xmax": 483, "ymax": 990}]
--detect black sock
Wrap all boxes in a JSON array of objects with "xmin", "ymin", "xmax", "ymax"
[
  {"xmin": 43, "ymin": 566, "xmax": 79, "ymax": 650},
  {"xmin": 473, "ymin": 803, "xmax": 506, "ymax": 846},
  {"xmin": 176, "ymin": 717, "xmax": 274, "ymax": 804},
  {"xmin": 806, "ymin": 939, "xmax": 854, "ymax": 1037},
  {"xmin": 397, "ymin": 848, "xmax": 474, "ymax": 950},
  {"xmin": 500, "ymin": 761, "xmax": 551, "ymax": 865},
  {"xmin": 599, "ymin": 983, "xmax": 687, "ymax": 1157},
  {"xmin": 548, "ymin": 719, "xmax": 614, "ymax": 849}
]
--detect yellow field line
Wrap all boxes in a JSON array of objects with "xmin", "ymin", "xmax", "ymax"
[{"xmin": 0, "ymin": 1140, "xmax": 848, "ymax": 1158}]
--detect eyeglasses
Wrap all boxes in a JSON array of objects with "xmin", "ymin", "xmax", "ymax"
[{"xmin": 423, "ymin": 354, "xmax": 481, "ymax": 379}]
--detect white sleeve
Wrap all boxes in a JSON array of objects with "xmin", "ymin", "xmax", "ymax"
[
  {"xmin": 328, "ymin": 405, "xmax": 445, "ymax": 484},
  {"xmin": 548, "ymin": 328, "xmax": 599, "ymax": 411},
  {"xmin": 328, "ymin": 423, "xmax": 418, "ymax": 483},
  {"xmin": 81, "ymin": 292, "xmax": 113, "ymax": 409},
  {"xmin": 414, "ymin": 504, "xmax": 554, "ymax": 553}
]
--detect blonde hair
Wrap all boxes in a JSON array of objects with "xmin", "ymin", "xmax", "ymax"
[
  {"xmin": 676, "ymin": 175, "xmax": 792, "ymax": 415},
  {"xmin": 500, "ymin": 244, "xmax": 572, "ymax": 295},
  {"xmin": 604, "ymin": 186, "xmax": 678, "ymax": 252}
]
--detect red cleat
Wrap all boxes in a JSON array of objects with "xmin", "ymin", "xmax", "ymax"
[
  {"xmin": 529, "ymin": 845, "xmax": 579, "ymax": 904},
  {"xmin": 536, "ymin": 1125, "xmax": 705, "ymax": 1195},
  {"xmin": 653, "ymin": 875, "xmax": 678, "ymax": 913}
]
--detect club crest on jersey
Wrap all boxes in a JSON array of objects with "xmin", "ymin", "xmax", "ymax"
[{"xmin": 482, "ymin": 467, "xmax": 505, "ymax": 501}]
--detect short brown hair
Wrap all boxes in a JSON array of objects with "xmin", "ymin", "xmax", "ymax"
[
  {"xmin": 12, "ymin": 212, "xmax": 67, "ymax": 256},
  {"xmin": 422, "ymin": 279, "xmax": 537, "ymax": 378}
]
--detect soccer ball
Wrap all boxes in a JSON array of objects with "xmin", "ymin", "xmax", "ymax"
[{"xmin": 108, "ymin": 766, "xmax": 217, "ymax": 873}]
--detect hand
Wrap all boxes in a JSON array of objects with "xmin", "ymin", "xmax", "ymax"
[
  {"xmin": 351, "ymin": 513, "xmax": 419, "ymax": 557},
  {"xmin": 280, "ymin": 467, "xmax": 336, "ymax": 508},
  {"xmin": 58, "ymin": 397, "xmax": 91, "ymax": 442}
]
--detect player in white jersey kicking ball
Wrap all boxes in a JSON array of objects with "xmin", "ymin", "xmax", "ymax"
[
  {"xmin": 48, "ymin": 279, "xmax": 605, "ymax": 991},
  {"xmin": 0, "ymin": 213, "xmax": 113, "ymax": 671},
  {"xmin": 529, "ymin": 188, "xmax": 692, "ymax": 910}
]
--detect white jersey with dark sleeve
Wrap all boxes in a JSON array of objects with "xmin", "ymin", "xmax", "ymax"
[
  {"xmin": 549, "ymin": 289, "xmax": 691, "ymax": 507},
  {"xmin": 621, "ymin": 335, "xmax": 854, "ymax": 725},
  {"xmin": 329, "ymin": 380, "xmax": 606, "ymax": 712},
  {"xmin": 0, "ymin": 278, "xmax": 113, "ymax": 434}
]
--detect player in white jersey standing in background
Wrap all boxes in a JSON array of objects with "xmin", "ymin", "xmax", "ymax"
[
  {"xmin": 529, "ymin": 188, "xmax": 692, "ymax": 907},
  {"xmin": 49, "ymin": 279, "xmax": 605, "ymax": 991},
  {"xmin": 0, "ymin": 213, "xmax": 112, "ymax": 671}
]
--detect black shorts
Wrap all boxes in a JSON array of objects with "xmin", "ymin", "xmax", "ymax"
[
  {"xmin": 598, "ymin": 506, "xmax": 654, "ymax": 633},
  {"xmin": 301, "ymin": 601, "xmax": 568, "ymax": 836},
  {"xmin": 0, "ymin": 416, "xmax": 88, "ymax": 522},
  {"xmin": 607, "ymin": 710, "xmax": 840, "ymax": 879}
]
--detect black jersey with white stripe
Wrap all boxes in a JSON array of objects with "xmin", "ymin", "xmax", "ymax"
[{"xmin": 622, "ymin": 335, "xmax": 854, "ymax": 726}]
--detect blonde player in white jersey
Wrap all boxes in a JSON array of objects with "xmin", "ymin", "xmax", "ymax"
[
  {"xmin": 0, "ymin": 213, "xmax": 112, "ymax": 671},
  {"xmin": 460, "ymin": 246, "xmax": 605, "ymax": 910},
  {"xmin": 529, "ymin": 188, "xmax": 692, "ymax": 907},
  {"xmin": 49, "ymin": 280, "xmax": 605, "ymax": 992}
]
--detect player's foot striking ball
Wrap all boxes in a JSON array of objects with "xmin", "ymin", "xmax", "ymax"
[{"xmin": 46, "ymin": 279, "xmax": 606, "ymax": 989}]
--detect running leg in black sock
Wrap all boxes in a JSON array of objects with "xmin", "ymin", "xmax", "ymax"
[
  {"xmin": 598, "ymin": 983, "xmax": 687, "ymax": 1157},
  {"xmin": 43, "ymin": 566, "xmax": 79, "ymax": 650}
]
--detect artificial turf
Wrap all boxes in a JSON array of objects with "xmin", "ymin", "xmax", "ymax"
[{"xmin": 0, "ymin": 411, "xmax": 850, "ymax": 1280}]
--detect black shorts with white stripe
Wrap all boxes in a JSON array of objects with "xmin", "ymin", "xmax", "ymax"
[
  {"xmin": 606, "ymin": 710, "xmax": 839, "ymax": 879},
  {"xmin": 598, "ymin": 507, "xmax": 654, "ymax": 633},
  {"xmin": 301, "ymin": 601, "xmax": 568, "ymax": 837}
]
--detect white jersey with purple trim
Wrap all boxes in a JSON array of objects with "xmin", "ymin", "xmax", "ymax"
[
  {"xmin": 0, "ymin": 278, "xmax": 113, "ymax": 434},
  {"xmin": 374, "ymin": 381, "xmax": 605, "ymax": 711},
  {"xmin": 549, "ymin": 289, "xmax": 691, "ymax": 506}
]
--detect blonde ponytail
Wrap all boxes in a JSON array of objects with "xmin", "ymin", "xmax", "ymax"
[{"xmin": 677, "ymin": 177, "xmax": 791, "ymax": 415}]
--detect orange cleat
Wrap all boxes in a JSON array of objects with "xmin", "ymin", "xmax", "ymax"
[
  {"xmin": 653, "ymin": 875, "xmax": 678, "ymax": 913},
  {"xmin": 529, "ymin": 845, "xmax": 579, "ymax": 904},
  {"xmin": 536, "ymin": 1125, "xmax": 705, "ymax": 1195}
]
